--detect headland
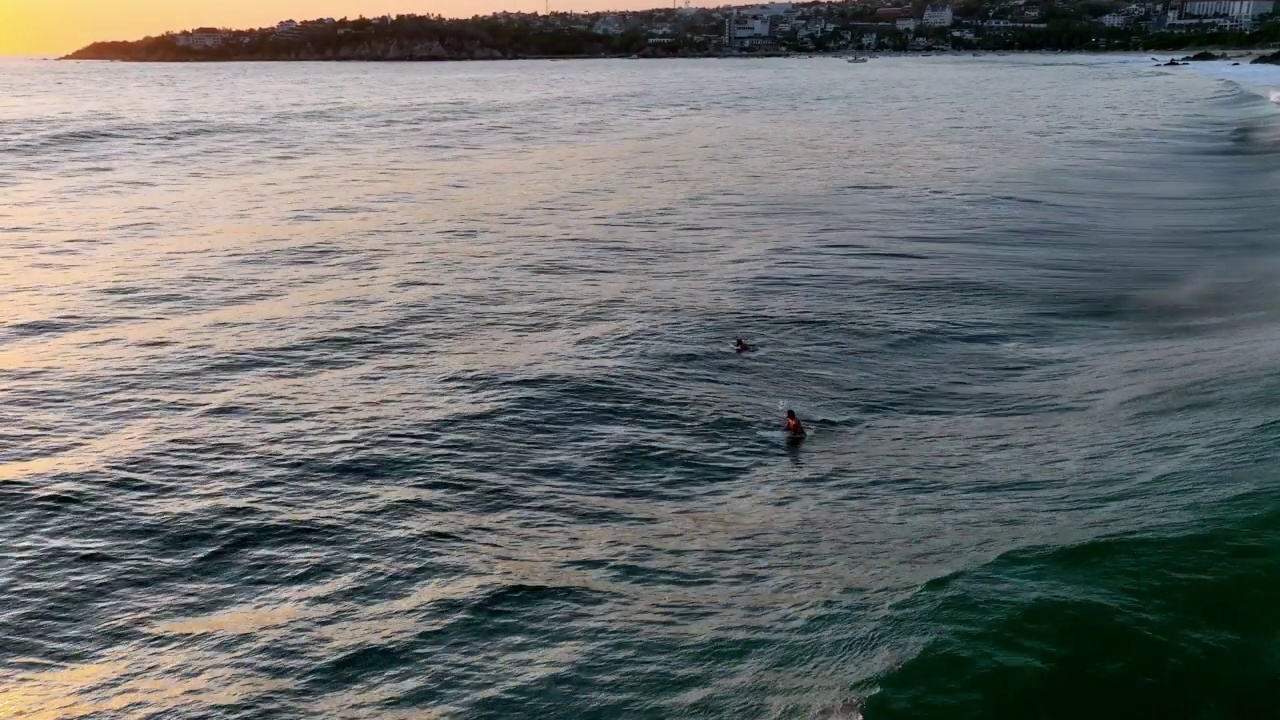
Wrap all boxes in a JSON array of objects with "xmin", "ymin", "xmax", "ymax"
[{"xmin": 61, "ymin": 2, "xmax": 1280, "ymax": 62}]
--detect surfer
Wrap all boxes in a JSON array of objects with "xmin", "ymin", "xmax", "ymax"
[
  {"xmin": 735, "ymin": 338, "xmax": 754, "ymax": 353},
  {"xmin": 785, "ymin": 409, "xmax": 806, "ymax": 440}
]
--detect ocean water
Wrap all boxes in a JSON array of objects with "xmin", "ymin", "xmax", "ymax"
[{"xmin": 3, "ymin": 54, "xmax": 1280, "ymax": 719}]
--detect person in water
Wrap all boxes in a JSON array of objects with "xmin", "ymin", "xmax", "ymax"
[
  {"xmin": 735, "ymin": 338, "xmax": 754, "ymax": 353},
  {"xmin": 785, "ymin": 409, "xmax": 806, "ymax": 438}
]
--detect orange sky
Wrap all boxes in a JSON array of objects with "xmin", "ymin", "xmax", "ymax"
[{"xmin": 0, "ymin": 0, "xmax": 701, "ymax": 55}]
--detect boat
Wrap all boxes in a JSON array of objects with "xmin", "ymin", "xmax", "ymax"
[{"xmin": 847, "ymin": 55, "xmax": 868, "ymax": 63}]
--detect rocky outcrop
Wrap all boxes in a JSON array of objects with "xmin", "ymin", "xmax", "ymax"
[
  {"xmin": 1180, "ymin": 51, "xmax": 1226, "ymax": 61},
  {"xmin": 1251, "ymin": 50, "xmax": 1280, "ymax": 65},
  {"xmin": 63, "ymin": 37, "xmax": 518, "ymax": 62}
]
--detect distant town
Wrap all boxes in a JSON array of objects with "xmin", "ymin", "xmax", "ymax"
[{"xmin": 63, "ymin": 0, "xmax": 1280, "ymax": 61}]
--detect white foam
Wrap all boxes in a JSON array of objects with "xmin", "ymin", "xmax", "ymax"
[{"xmin": 1178, "ymin": 59, "xmax": 1280, "ymax": 103}]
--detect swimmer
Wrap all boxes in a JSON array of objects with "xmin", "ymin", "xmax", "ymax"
[
  {"xmin": 735, "ymin": 337, "xmax": 755, "ymax": 353},
  {"xmin": 785, "ymin": 409, "xmax": 806, "ymax": 439}
]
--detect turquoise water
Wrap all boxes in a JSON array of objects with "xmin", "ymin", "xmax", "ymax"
[{"xmin": 3, "ymin": 55, "xmax": 1280, "ymax": 718}]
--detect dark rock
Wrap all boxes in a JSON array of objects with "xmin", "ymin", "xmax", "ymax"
[
  {"xmin": 1252, "ymin": 50, "xmax": 1280, "ymax": 65},
  {"xmin": 1180, "ymin": 51, "xmax": 1224, "ymax": 61}
]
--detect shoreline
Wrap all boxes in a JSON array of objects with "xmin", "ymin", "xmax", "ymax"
[{"xmin": 59, "ymin": 48, "xmax": 1274, "ymax": 63}]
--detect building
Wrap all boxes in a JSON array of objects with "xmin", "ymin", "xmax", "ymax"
[
  {"xmin": 896, "ymin": 17, "xmax": 919, "ymax": 31},
  {"xmin": 1165, "ymin": 15, "xmax": 1248, "ymax": 29},
  {"xmin": 275, "ymin": 20, "xmax": 304, "ymax": 41},
  {"xmin": 189, "ymin": 28, "xmax": 226, "ymax": 49},
  {"xmin": 1176, "ymin": 0, "xmax": 1273, "ymax": 24},
  {"xmin": 725, "ymin": 10, "xmax": 775, "ymax": 48},
  {"xmin": 874, "ymin": 7, "xmax": 907, "ymax": 20},
  {"xmin": 910, "ymin": 35, "xmax": 945, "ymax": 49},
  {"xmin": 1100, "ymin": 13, "xmax": 1130, "ymax": 26},
  {"xmin": 753, "ymin": 3, "xmax": 794, "ymax": 15},
  {"xmin": 922, "ymin": 4, "xmax": 955, "ymax": 26},
  {"xmin": 593, "ymin": 15, "xmax": 625, "ymax": 35}
]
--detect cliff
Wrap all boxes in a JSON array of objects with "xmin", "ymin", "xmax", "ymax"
[
  {"xmin": 59, "ymin": 17, "xmax": 700, "ymax": 62},
  {"xmin": 65, "ymin": 38, "xmax": 520, "ymax": 62}
]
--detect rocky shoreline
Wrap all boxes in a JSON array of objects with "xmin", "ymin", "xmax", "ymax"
[
  {"xmin": 60, "ymin": 39, "xmax": 1279, "ymax": 64},
  {"xmin": 59, "ymin": 38, "xmax": 742, "ymax": 62}
]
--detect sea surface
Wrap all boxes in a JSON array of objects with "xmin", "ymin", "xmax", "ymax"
[{"xmin": 3, "ymin": 53, "xmax": 1280, "ymax": 719}]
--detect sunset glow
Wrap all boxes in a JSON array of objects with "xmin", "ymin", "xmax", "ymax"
[{"xmin": 0, "ymin": 0, "xmax": 704, "ymax": 55}]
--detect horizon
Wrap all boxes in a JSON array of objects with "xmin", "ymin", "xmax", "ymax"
[{"xmin": 0, "ymin": 0, "xmax": 724, "ymax": 56}]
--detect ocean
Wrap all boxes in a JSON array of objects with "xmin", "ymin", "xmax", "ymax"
[{"xmin": 3, "ymin": 54, "xmax": 1280, "ymax": 719}]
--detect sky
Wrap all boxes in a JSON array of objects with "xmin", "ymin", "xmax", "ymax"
[{"xmin": 0, "ymin": 0, "xmax": 702, "ymax": 56}]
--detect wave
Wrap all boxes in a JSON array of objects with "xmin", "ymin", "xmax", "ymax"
[
  {"xmin": 863, "ymin": 500, "xmax": 1280, "ymax": 719},
  {"xmin": 0, "ymin": 119, "xmax": 266, "ymax": 154},
  {"xmin": 1185, "ymin": 61, "xmax": 1280, "ymax": 106}
]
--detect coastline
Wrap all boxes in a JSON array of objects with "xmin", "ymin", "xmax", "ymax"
[{"xmin": 58, "ymin": 48, "xmax": 1273, "ymax": 63}]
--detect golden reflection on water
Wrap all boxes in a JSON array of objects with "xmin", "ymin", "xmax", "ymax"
[
  {"xmin": 152, "ymin": 604, "xmax": 302, "ymax": 636},
  {"xmin": 2, "ymin": 657, "xmax": 292, "ymax": 719},
  {"xmin": 0, "ymin": 460, "xmax": 920, "ymax": 719},
  {"xmin": 0, "ymin": 417, "xmax": 170, "ymax": 483}
]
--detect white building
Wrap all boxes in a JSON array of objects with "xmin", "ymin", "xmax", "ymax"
[
  {"xmin": 1100, "ymin": 12, "xmax": 1130, "ymax": 26},
  {"xmin": 189, "ymin": 28, "xmax": 226, "ymax": 49},
  {"xmin": 1165, "ymin": 16, "xmax": 1245, "ymax": 29},
  {"xmin": 275, "ymin": 20, "xmax": 304, "ymax": 41},
  {"xmin": 896, "ymin": 17, "xmax": 919, "ymax": 31},
  {"xmin": 1178, "ymin": 0, "xmax": 1273, "ymax": 23},
  {"xmin": 726, "ymin": 10, "xmax": 775, "ymax": 47},
  {"xmin": 922, "ymin": 4, "xmax": 955, "ymax": 26}
]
